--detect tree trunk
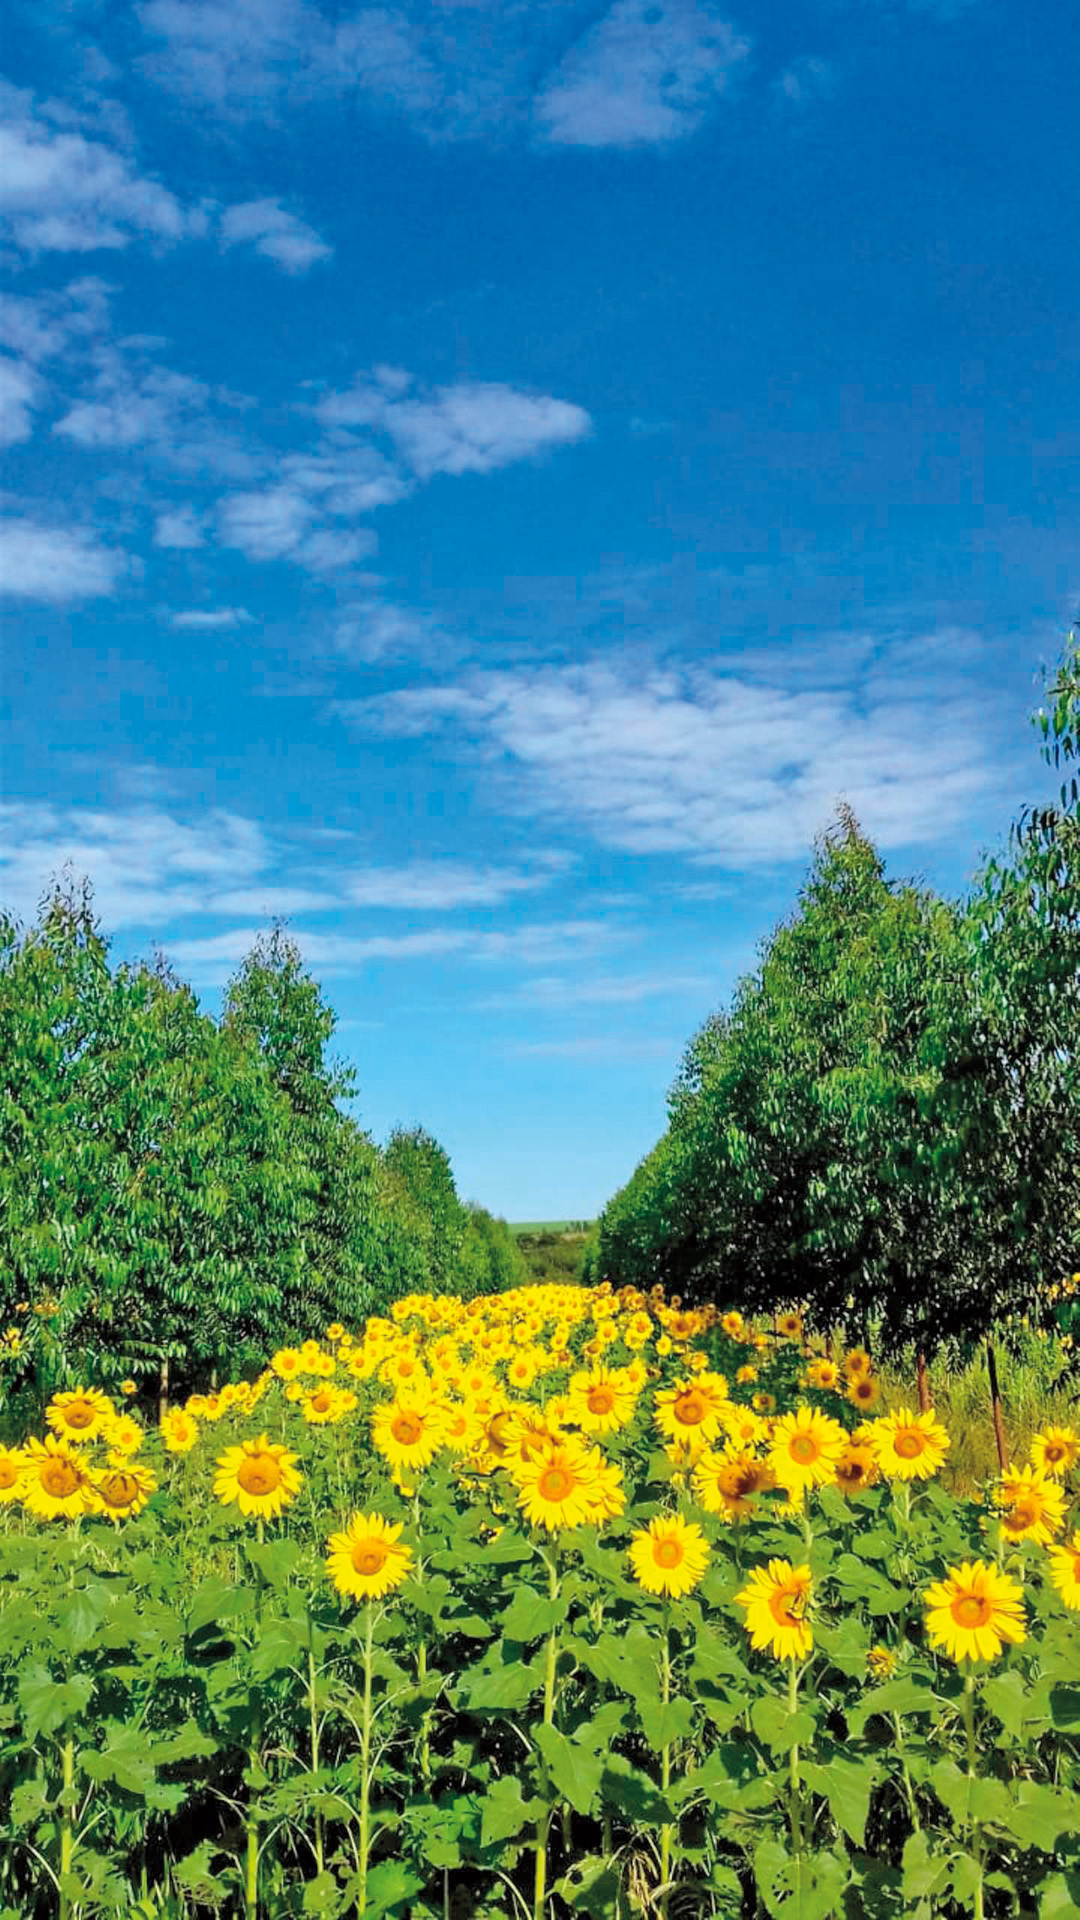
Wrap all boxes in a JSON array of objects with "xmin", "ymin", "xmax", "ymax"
[
  {"xmin": 986, "ymin": 1338, "xmax": 1008, "ymax": 1472},
  {"xmin": 916, "ymin": 1347, "xmax": 931, "ymax": 1412},
  {"xmin": 158, "ymin": 1355, "xmax": 169, "ymax": 1422}
]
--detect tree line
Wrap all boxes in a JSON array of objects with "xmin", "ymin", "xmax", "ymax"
[
  {"xmin": 0, "ymin": 901, "xmax": 525, "ymax": 1412},
  {"xmin": 586, "ymin": 628, "xmax": 1080, "ymax": 1364}
]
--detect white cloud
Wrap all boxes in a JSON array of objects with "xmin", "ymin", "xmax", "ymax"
[
  {"xmin": 52, "ymin": 343, "xmax": 257, "ymax": 478},
  {"xmin": 219, "ymin": 196, "xmax": 332, "ymax": 272},
  {"xmin": 344, "ymin": 858, "xmax": 568, "ymax": 910},
  {"xmin": 338, "ymin": 647, "xmax": 999, "ymax": 864},
  {"xmin": 0, "ymin": 78, "xmax": 204, "ymax": 254},
  {"xmin": 216, "ymin": 485, "xmax": 316, "ymax": 560},
  {"xmin": 0, "ymin": 800, "xmax": 274, "ymax": 929},
  {"xmin": 534, "ymin": 1, "xmax": 750, "ymax": 148},
  {"xmin": 774, "ymin": 56, "xmax": 835, "ymax": 108},
  {"xmin": 166, "ymin": 916, "xmax": 620, "ymax": 985},
  {"xmin": 169, "ymin": 605, "xmax": 254, "ymax": 628},
  {"xmin": 315, "ymin": 371, "xmax": 592, "ymax": 479},
  {"xmin": 0, "ymin": 355, "xmax": 40, "ymax": 444},
  {"xmin": 154, "ymin": 504, "xmax": 205, "ymax": 547},
  {"xmin": 0, "ymin": 517, "xmax": 127, "ymax": 602}
]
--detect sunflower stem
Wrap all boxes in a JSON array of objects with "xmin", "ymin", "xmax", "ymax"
[
  {"xmin": 658, "ymin": 1617, "xmax": 673, "ymax": 1915},
  {"xmin": 245, "ymin": 1514, "xmax": 265, "ymax": 1918},
  {"xmin": 961, "ymin": 1668, "xmax": 985, "ymax": 1920},
  {"xmin": 307, "ymin": 1603, "xmax": 324, "ymax": 1879},
  {"xmin": 787, "ymin": 1659, "xmax": 803, "ymax": 1861},
  {"xmin": 58, "ymin": 1725, "xmax": 75, "ymax": 1920},
  {"xmin": 533, "ymin": 1552, "xmax": 561, "ymax": 1920},
  {"xmin": 358, "ymin": 1601, "xmax": 375, "ymax": 1918}
]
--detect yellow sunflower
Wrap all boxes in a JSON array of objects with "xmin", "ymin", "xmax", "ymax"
[
  {"xmin": 736, "ymin": 1560, "xmax": 813, "ymax": 1660},
  {"xmin": 693, "ymin": 1449, "xmax": 775, "ymax": 1522},
  {"xmin": 271, "ymin": 1347, "xmax": 303, "ymax": 1381},
  {"xmin": 628, "ymin": 1514, "xmax": 709, "ymax": 1598},
  {"xmin": 777, "ymin": 1312, "xmax": 803, "ymax": 1341},
  {"xmin": 993, "ymin": 1466, "xmax": 1066, "ymax": 1545},
  {"xmin": 583, "ymin": 1446, "xmax": 627, "ymax": 1522},
  {"xmin": 846, "ymin": 1374, "xmax": 881, "ymax": 1412},
  {"xmin": 768, "ymin": 1406, "xmax": 847, "ymax": 1496},
  {"xmin": 371, "ymin": 1396, "xmax": 447, "ymax": 1474},
  {"xmin": 567, "ymin": 1364, "xmax": 638, "ymax": 1435},
  {"xmin": 89, "ymin": 1462, "xmax": 157, "ymax": 1523},
  {"xmin": 834, "ymin": 1435, "xmax": 880, "ymax": 1496},
  {"xmin": 21, "ymin": 1435, "xmax": 95, "ymax": 1520},
  {"xmin": 510, "ymin": 1438, "xmax": 600, "ymax": 1532},
  {"xmin": 1046, "ymin": 1531, "xmax": 1080, "ymax": 1610},
  {"xmin": 923, "ymin": 1560, "xmax": 1027, "ymax": 1662},
  {"xmin": 867, "ymin": 1644, "xmax": 897, "ymax": 1681},
  {"xmin": 735, "ymin": 1363, "xmax": 758, "ymax": 1386},
  {"xmin": 104, "ymin": 1413, "xmax": 143, "ymax": 1457},
  {"xmin": 720, "ymin": 1310, "xmax": 746, "ymax": 1340},
  {"xmin": 842, "ymin": 1347, "xmax": 872, "ymax": 1380},
  {"xmin": 214, "ymin": 1434, "xmax": 302, "ymax": 1520},
  {"xmin": 0, "ymin": 1445, "xmax": 26, "ymax": 1505},
  {"xmin": 806, "ymin": 1358, "xmax": 840, "ymax": 1391},
  {"xmin": 161, "ymin": 1409, "xmax": 200, "ymax": 1453},
  {"xmin": 326, "ymin": 1513, "xmax": 413, "ymax": 1601},
  {"xmin": 302, "ymin": 1384, "xmax": 350, "ymax": 1426},
  {"xmin": 120, "ymin": 1379, "xmax": 138, "ymax": 1397},
  {"xmin": 1030, "ymin": 1426, "xmax": 1079, "ymax": 1479},
  {"xmin": 870, "ymin": 1407, "xmax": 951, "ymax": 1482},
  {"xmin": 45, "ymin": 1386, "xmax": 115, "ymax": 1445},
  {"xmin": 654, "ymin": 1373, "xmax": 729, "ymax": 1445}
]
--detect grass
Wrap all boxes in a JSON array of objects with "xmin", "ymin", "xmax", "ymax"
[
  {"xmin": 508, "ymin": 1219, "xmax": 594, "ymax": 1237},
  {"xmin": 878, "ymin": 1328, "xmax": 1079, "ymax": 1492}
]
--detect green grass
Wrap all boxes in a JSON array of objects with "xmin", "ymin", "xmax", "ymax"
[{"xmin": 878, "ymin": 1330, "xmax": 1078, "ymax": 1492}]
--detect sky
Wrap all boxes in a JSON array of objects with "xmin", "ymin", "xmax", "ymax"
[{"xmin": 1, "ymin": 0, "xmax": 1078, "ymax": 1221}]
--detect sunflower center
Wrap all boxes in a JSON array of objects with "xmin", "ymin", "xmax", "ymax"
[
  {"xmin": 587, "ymin": 1387, "xmax": 615, "ymax": 1414},
  {"xmin": 951, "ymin": 1594, "xmax": 991, "ymax": 1628},
  {"xmin": 1005, "ymin": 1498, "xmax": 1039, "ymax": 1531},
  {"xmin": 674, "ymin": 1393, "xmax": 706, "ymax": 1426},
  {"xmin": 653, "ymin": 1538, "xmax": 684, "ymax": 1569},
  {"xmin": 769, "ymin": 1588, "xmax": 803, "ymax": 1628},
  {"xmin": 311, "ymin": 1392, "xmax": 333, "ymax": 1413},
  {"xmin": 237, "ymin": 1455, "xmax": 282, "ymax": 1496},
  {"xmin": 538, "ymin": 1465, "xmax": 574, "ymax": 1502},
  {"xmin": 855, "ymin": 1382, "xmax": 874, "ymax": 1400},
  {"xmin": 101, "ymin": 1473, "xmax": 139, "ymax": 1508},
  {"xmin": 391, "ymin": 1412, "xmax": 424, "ymax": 1446},
  {"xmin": 63, "ymin": 1403, "xmax": 95, "ymax": 1430},
  {"xmin": 42, "ymin": 1459, "xmax": 81, "ymax": 1496},
  {"xmin": 894, "ymin": 1430, "xmax": 926, "ymax": 1459},
  {"xmin": 0, "ymin": 1461, "xmax": 18, "ymax": 1489},
  {"xmin": 351, "ymin": 1541, "xmax": 389, "ymax": 1577},
  {"xmin": 789, "ymin": 1434, "xmax": 820, "ymax": 1465},
  {"xmin": 1044, "ymin": 1442, "xmax": 1065, "ymax": 1463}
]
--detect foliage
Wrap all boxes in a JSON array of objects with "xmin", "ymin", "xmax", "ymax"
[
  {"xmin": 593, "ymin": 628, "xmax": 1080, "ymax": 1359},
  {"xmin": 0, "ymin": 1283, "xmax": 1077, "ymax": 1919}
]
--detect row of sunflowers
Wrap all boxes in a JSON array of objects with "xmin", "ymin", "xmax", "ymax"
[{"xmin": 0, "ymin": 1281, "xmax": 1078, "ymax": 1919}]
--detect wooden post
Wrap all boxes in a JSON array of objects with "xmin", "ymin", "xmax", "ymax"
[
  {"xmin": 986, "ymin": 1339, "xmax": 1008, "ymax": 1473},
  {"xmin": 916, "ymin": 1347, "xmax": 931, "ymax": 1412}
]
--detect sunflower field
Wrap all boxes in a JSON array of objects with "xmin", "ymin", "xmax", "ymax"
[{"xmin": 0, "ymin": 1284, "xmax": 1078, "ymax": 1920}]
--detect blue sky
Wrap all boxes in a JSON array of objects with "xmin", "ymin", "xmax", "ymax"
[{"xmin": 1, "ymin": 0, "xmax": 1077, "ymax": 1220}]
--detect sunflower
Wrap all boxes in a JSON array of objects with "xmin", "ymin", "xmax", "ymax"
[
  {"xmin": 768, "ymin": 1406, "xmax": 847, "ymax": 1496},
  {"xmin": 567, "ymin": 1364, "xmax": 638, "ymax": 1435},
  {"xmin": 120, "ymin": 1379, "xmax": 138, "ymax": 1397},
  {"xmin": 720, "ymin": 1310, "xmax": 746, "ymax": 1340},
  {"xmin": 867, "ymin": 1644, "xmax": 897, "ymax": 1681},
  {"xmin": 806, "ymin": 1358, "xmax": 840, "ymax": 1391},
  {"xmin": 161, "ymin": 1409, "xmax": 200, "ymax": 1453},
  {"xmin": 371, "ymin": 1396, "xmax": 447, "ymax": 1474},
  {"xmin": 993, "ymin": 1466, "xmax": 1066, "ymax": 1545},
  {"xmin": 923, "ymin": 1560, "xmax": 1027, "ymax": 1663},
  {"xmin": 585, "ymin": 1448, "xmax": 627, "ymax": 1523},
  {"xmin": 1046, "ymin": 1531, "xmax": 1080, "ymax": 1610},
  {"xmin": 735, "ymin": 1363, "xmax": 758, "ymax": 1386},
  {"xmin": 1030, "ymin": 1425, "xmax": 1079, "ymax": 1479},
  {"xmin": 752, "ymin": 1391, "xmax": 777, "ymax": 1415},
  {"xmin": 21, "ymin": 1435, "xmax": 95, "ymax": 1520},
  {"xmin": 834, "ymin": 1435, "xmax": 880, "ymax": 1496},
  {"xmin": 272, "ymin": 1347, "xmax": 303, "ymax": 1381},
  {"xmin": 736, "ymin": 1560, "xmax": 813, "ymax": 1660},
  {"xmin": 510, "ymin": 1438, "xmax": 600, "ymax": 1532},
  {"xmin": 302, "ymin": 1385, "xmax": 349, "ymax": 1426},
  {"xmin": 214, "ymin": 1434, "xmax": 302, "ymax": 1520},
  {"xmin": 843, "ymin": 1347, "xmax": 872, "ymax": 1380},
  {"xmin": 89, "ymin": 1462, "xmax": 157, "ymax": 1523},
  {"xmin": 326, "ymin": 1323, "xmax": 346, "ymax": 1343},
  {"xmin": 326, "ymin": 1514, "xmax": 413, "ymax": 1601},
  {"xmin": 870, "ymin": 1407, "xmax": 951, "ymax": 1482},
  {"xmin": 104, "ymin": 1413, "xmax": 144, "ymax": 1457},
  {"xmin": 654, "ymin": 1373, "xmax": 729, "ymax": 1445},
  {"xmin": 846, "ymin": 1374, "xmax": 881, "ymax": 1412},
  {"xmin": 441, "ymin": 1402, "xmax": 486, "ymax": 1454},
  {"xmin": 777, "ymin": 1312, "xmax": 803, "ymax": 1341},
  {"xmin": 693, "ymin": 1449, "xmax": 775, "ymax": 1522},
  {"xmin": 0, "ymin": 1445, "xmax": 26, "ymax": 1505},
  {"xmin": 45, "ymin": 1387, "xmax": 115, "ymax": 1445},
  {"xmin": 629, "ymin": 1514, "xmax": 710, "ymax": 1598}
]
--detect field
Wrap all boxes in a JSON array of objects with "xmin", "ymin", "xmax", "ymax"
[{"xmin": 1, "ymin": 1284, "xmax": 1078, "ymax": 1920}]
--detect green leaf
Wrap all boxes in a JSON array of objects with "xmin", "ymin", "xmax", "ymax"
[
  {"xmin": 754, "ymin": 1839, "xmax": 848, "ymax": 1920},
  {"xmin": 1012, "ymin": 1781, "xmax": 1080, "ymax": 1852},
  {"xmin": 929, "ymin": 1761, "xmax": 1011, "ymax": 1831},
  {"xmin": 18, "ymin": 1666, "xmax": 94, "ymax": 1740},
  {"xmin": 480, "ymin": 1774, "xmax": 543, "ymax": 1848},
  {"xmin": 901, "ymin": 1831, "xmax": 950, "ymax": 1902},
  {"xmin": 553, "ymin": 1854, "xmax": 623, "ymax": 1917},
  {"xmin": 1040, "ymin": 1870, "xmax": 1080, "ymax": 1918},
  {"xmin": 500, "ymin": 1587, "xmax": 567, "ymax": 1641},
  {"xmin": 534, "ymin": 1723, "xmax": 603, "ymax": 1816},
  {"xmin": 802, "ymin": 1754, "xmax": 879, "ymax": 1846},
  {"xmin": 749, "ymin": 1694, "xmax": 815, "ymax": 1754},
  {"xmin": 361, "ymin": 1860, "xmax": 425, "ymax": 1917}
]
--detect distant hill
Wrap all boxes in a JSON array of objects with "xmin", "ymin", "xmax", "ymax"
[{"xmin": 508, "ymin": 1221, "xmax": 594, "ymax": 1286}]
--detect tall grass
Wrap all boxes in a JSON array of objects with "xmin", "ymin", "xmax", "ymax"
[{"xmin": 878, "ymin": 1328, "xmax": 1078, "ymax": 1491}]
